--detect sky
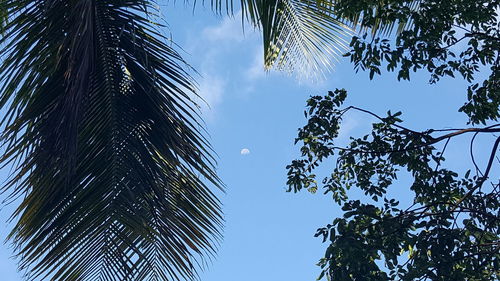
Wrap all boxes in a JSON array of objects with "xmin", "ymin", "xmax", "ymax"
[{"xmin": 0, "ymin": 3, "xmax": 497, "ymax": 281}]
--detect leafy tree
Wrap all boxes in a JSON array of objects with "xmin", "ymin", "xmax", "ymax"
[
  {"xmin": 0, "ymin": 0, "xmax": 358, "ymax": 280},
  {"xmin": 287, "ymin": 0, "xmax": 500, "ymax": 280}
]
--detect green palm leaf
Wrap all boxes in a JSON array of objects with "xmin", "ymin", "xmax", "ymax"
[
  {"xmin": 0, "ymin": 1, "xmax": 222, "ymax": 280},
  {"xmin": 241, "ymin": 0, "xmax": 353, "ymax": 76}
]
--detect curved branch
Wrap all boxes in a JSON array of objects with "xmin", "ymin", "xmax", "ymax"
[{"xmin": 451, "ymin": 136, "xmax": 500, "ymax": 210}]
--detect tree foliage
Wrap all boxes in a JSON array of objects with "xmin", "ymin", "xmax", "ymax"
[
  {"xmin": 287, "ymin": 0, "xmax": 500, "ymax": 280},
  {"xmin": 338, "ymin": 0, "xmax": 500, "ymax": 124}
]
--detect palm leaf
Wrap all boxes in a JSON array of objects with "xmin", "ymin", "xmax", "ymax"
[
  {"xmin": 0, "ymin": 1, "xmax": 7, "ymax": 33},
  {"xmin": 206, "ymin": 0, "xmax": 353, "ymax": 76},
  {"xmin": 244, "ymin": 0, "xmax": 353, "ymax": 76},
  {"xmin": 0, "ymin": 1, "xmax": 222, "ymax": 280}
]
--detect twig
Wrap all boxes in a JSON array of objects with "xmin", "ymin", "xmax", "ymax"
[
  {"xmin": 470, "ymin": 130, "xmax": 483, "ymax": 177},
  {"xmin": 451, "ymin": 136, "xmax": 500, "ymax": 211},
  {"xmin": 348, "ymin": 106, "xmax": 421, "ymax": 135}
]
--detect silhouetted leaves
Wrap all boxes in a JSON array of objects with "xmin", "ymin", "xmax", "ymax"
[
  {"xmin": 288, "ymin": 90, "xmax": 500, "ymax": 280},
  {"xmin": 0, "ymin": 1, "xmax": 222, "ymax": 280},
  {"xmin": 342, "ymin": 0, "xmax": 499, "ymax": 124},
  {"xmin": 287, "ymin": 2, "xmax": 499, "ymax": 279}
]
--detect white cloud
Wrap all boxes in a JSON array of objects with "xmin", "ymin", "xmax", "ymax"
[
  {"xmin": 203, "ymin": 12, "xmax": 246, "ymax": 43},
  {"xmin": 336, "ymin": 111, "xmax": 375, "ymax": 146},
  {"xmin": 182, "ymin": 11, "xmax": 262, "ymax": 120},
  {"xmin": 336, "ymin": 116, "xmax": 359, "ymax": 144},
  {"xmin": 245, "ymin": 47, "xmax": 266, "ymax": 80},
  {"xmin": 195, "ymin": 73, "xmax": 226, "ymax": 120},
  {"xmin": 240, "ymin": 148, "xmax": 251, "ymax": 155}
]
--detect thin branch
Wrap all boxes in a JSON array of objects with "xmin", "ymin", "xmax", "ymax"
[
  {"xmin": 439, "ymin": 35, "xmax": 469, "ymax": 51},
  {"xmin": 470, "ymin": 130, "xmax": 484, "ymax": 177},
  {"xmin": 324, "ymin": 121, "xmax": 500, "ymax": 155},
  {"xmin": 429, "ymin": 125, "xmax": 500, "ymax": 143},
  {"xmin": 348, "ymin": 106, "xmax": 421, "ymax": 134},
  {"xmin": 451, "ymin": 136, "xmax": 500, "ymax": 211}
]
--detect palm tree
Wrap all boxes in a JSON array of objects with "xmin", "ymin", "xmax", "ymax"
[{"xmin": 0, "ymin": 0, "xmax": 392, "ymax": 280}]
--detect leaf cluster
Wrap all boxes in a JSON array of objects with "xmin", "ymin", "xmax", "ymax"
[
  {"xmin": 286, "ymin": 2, "xmax": 500, "ymax": 279},
  {"xmin": 287, "ymin": 90, "xmax": 500, "ymax": 280},
  {"xmin": 339, "ymin": 0, "xmax": 499, "ymax": 124}
]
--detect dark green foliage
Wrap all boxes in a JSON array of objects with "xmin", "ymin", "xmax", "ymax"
[
  {"xmin": 0, "ymin": 1, "xmax": 222, "ymax": 280},
  {"xmin": 239, "ymin": 0, "xmax": 353, "ymax": 75},
  {"xmin": 287, "ymin": 1, "xmax": 500, "ymax": 280},
  {"xmin": 339, "ymin": 0, "xmax": 499, "ymax": 125},
  {"xmin": 288, "ymin": 90, "xmax": 500, "ymax": 280}
]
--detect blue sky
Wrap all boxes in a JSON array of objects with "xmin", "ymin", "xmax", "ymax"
[{"xmin": 0, "ymin": 3, "xmax": 497, "ymax": 281}]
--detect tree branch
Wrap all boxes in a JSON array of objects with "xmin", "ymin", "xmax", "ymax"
[{"xmin": 451, "ymin": 136, "xmax": 500, "ymax": 210}]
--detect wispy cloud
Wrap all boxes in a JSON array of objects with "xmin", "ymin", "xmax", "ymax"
[
  {"xmin": 245, "ymin": 47, "xmax": 266, "ymax": 81},
  {"xmin": 186, "ymin": 11, "xmax": 261, "ymax": 120},
  {"xmin": 336, "ymin": 111, "xmax": 375, "ymax": 146},
  {"xmin": 187, "ymin": 14, "xmax": 246, "ymax": 121},
  {"xmin": 202, "ymin": 12, "xmax": 246, "ymax": 43},
  {"xmin": 195, "ymin": 73, "xmax": 226, "ymax": 120}
]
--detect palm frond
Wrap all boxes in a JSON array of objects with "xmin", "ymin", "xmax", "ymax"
[
  {"xmin": 206, "ymin": 0, "xmax": 352, "ymax": 76},
  {"xmin": 0, "ymin": 1, "xmax": 7, "ymax": 33},
  {"xmin": 246, "ymin": 0, "xmax": 353, "ymax": 76},
  {"xmin": 0, "ymin": 1, "xmax": 222, "ymax": 280}
]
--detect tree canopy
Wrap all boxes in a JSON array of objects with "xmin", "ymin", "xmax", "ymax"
[{"xmin": 287, "ymin": 0, "xmax": 499, "ymax": 280}]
